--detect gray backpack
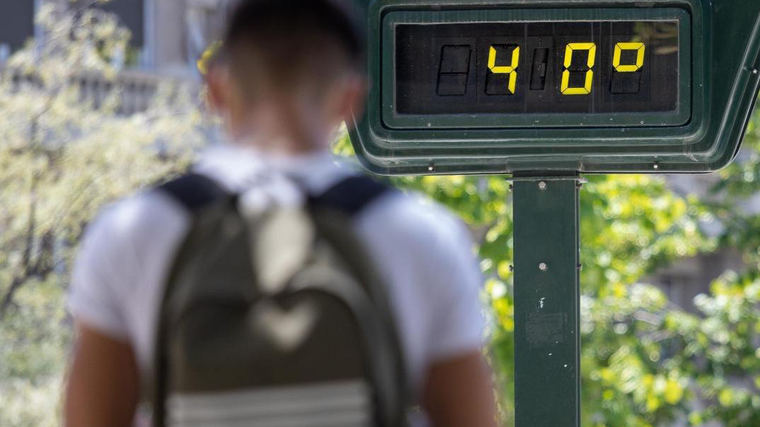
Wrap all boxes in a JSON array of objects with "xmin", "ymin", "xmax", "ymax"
[{"xmin": 151, "ymin": 174, "xmax": 408, "ymax": 427}]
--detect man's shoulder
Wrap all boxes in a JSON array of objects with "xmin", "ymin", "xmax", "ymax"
[
  {"xmin": 359, "ymin": 189, "xmax": 473, "ymax": 250},
  {"xmin": 356, "ymin": 188, "xmax": 486, "ymax": 365},
  {"xmin": 86, "ymin": 188, "xmax": 191, "ymax": 251},
  {"xmin": 69, "ymin": 187, "xmax": 193, "ymax": 340}
]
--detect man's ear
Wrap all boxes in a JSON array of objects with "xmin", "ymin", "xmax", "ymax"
[
  {"xmin": 205, "ymin": 64, "xmax": 233, "ymax": 115},
  {"xmin": 335, "ymin": 74, "xmax": 368, "ymax": 123}
]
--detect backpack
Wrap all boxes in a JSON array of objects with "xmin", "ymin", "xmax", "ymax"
[{"xmin": 150, "ymin": 173, "xmax": 409, "ymax": 427}]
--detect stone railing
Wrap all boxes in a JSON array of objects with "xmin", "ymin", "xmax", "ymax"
[
  {"xmin": 4, "ymin": 65, "xmax": 193, "ymax": 115},
  {"xmin": 80, "ymin": 69, "xmax": 161, "ymax": 115}
]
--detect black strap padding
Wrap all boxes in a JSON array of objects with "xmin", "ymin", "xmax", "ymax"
[
  {"xmin": 309, "ymin": 175, "xmax": 392, "ymax": 216},
  {"xmin": 157, "ymin": 173, "xmax": 228, "ymax": 212},
  {"xmin": 159, "ymin": 173, "xmax": 390, "ymax": 217}
]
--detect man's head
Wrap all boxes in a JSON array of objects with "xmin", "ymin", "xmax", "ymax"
[{"xmin": 206, "ymin": 0, "xmax": 367, "ymax": 153}]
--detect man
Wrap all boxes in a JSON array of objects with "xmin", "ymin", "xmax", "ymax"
[{"xmin": 64, "ymin": 1, "xmax": 498, "ymax": 426}]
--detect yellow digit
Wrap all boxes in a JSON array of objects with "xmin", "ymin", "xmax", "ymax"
[
  {"xmin": 561, "ymin": 42, "xmax": 596, "ymax": 95},
  {"xmin": 613, "ymin": 42, "xmax": 645, "ymax": 72},
  {"xmin": 488, "ymin": 45, "xmax": 520, "ymax": 94}
]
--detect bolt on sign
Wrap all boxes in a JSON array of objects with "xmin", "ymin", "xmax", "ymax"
[{"xmin": 347, "ymin": 0, "xmax": 760, "ymax": 175}]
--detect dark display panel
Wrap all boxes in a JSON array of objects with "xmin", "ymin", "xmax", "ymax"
[{"xmin": 395, "ymin": 21, "xmax": 680, "ymax": 115}]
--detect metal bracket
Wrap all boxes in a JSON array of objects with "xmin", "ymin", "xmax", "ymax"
[{"xmin": 506, "ymin": 175, "xmax": 588, "ymax": 184}]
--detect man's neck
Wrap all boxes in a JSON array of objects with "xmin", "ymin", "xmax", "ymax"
[{"xmin": 229, "ymin": 133, "xmax": 330, "ymax": 156}]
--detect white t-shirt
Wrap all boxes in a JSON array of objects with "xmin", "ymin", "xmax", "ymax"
[{"xmin": 68, "ymin": 145, "xmax": 485, "ymax": 424}]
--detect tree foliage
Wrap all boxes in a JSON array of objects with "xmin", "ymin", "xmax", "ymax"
[{"xmin": 0, "ymin": 3, "xmax": 203, "ymax": 425}]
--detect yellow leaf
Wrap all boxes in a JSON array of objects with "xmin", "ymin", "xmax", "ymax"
[
  {"xmin": 497, "ymin": 261, "xmax": 512, "ymax": 280},
  {"xmin": 646, "ymin": 394, "xmax": 661, "ymax": 412},
  {"xmin": 663, "ymin": 379, "xmax": 683, "ymax": 404},
  {"xmin": 600, "ymin": 368, "xmax": 614, "ymax": 383},
  {"xmin": 613, "ymin": 282, "xmax": 627, "ymax": 299},
  {"xmin": 642, "ymin": 374, "xmax": 655, "ymax": 388},
  {"xmin": 718, "ymin": 389, "xmax": 734, "ymax": 407},
  {"xmin": 688, "ymin": 412, "xmax": 703, "ymax": 426}
]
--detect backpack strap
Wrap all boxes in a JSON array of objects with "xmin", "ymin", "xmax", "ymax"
[
  {"xmin": 308, "ymin": 174, "xmax": 392, "ymax": 216},
  {"xmin": 157, "ymin": 172, "xmax": 229, "ymax": 212},
  {"xmin": 151, "ymin": 172, "xmax": 229, "ymax": 427},
  {"xmin": 159, "ymin": 173, "xmax": 389, "ymax": 216},
  {"xmin": 308, "ymin": 175, "xmax": 411, "ymax": 426},
  {"xmin": 159, "ymin": 172, "xmax": 387, "ymax": 216}
]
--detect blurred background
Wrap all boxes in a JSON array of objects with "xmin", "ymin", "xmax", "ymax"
[{"xmin": 0, "ymin": 1, "xmax": 759, "ymax": 426}]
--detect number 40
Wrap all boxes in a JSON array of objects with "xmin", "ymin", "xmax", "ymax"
[{"xmin": 488, "ymin": 42, "xmax": 646, "ymax": 95}]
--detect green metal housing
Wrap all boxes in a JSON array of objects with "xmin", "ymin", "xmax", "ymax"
[{"xmin": 347, "ymin": 0, "xmax": 760, "ymax": 175}]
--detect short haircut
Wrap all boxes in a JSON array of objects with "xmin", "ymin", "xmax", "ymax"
[{"xmin": 221, "ymin": 0, "xmax": 366, "ymax": 103}]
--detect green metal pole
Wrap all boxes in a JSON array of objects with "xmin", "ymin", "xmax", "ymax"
[{"xmin": 513, "ymin": 175, "xmax": 581, "ymax": 427}]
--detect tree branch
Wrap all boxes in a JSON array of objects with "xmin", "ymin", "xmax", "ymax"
[
  {"xmin": 0, "ymin": 276, "xmax": 27, "ymax": 318},
  {"xmin": 0, "ymin": 117, "xmax": 41, "ymax": 318}
]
